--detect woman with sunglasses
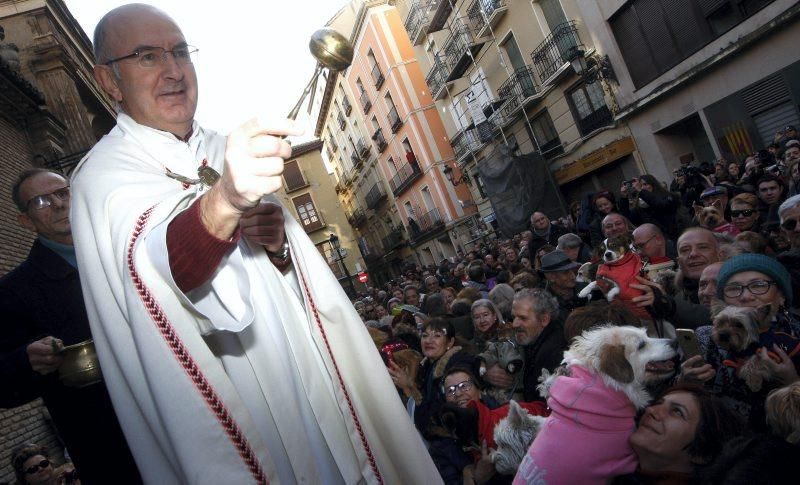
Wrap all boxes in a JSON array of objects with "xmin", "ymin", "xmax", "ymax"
[
  {"xmin": 729, "ymin": 193, "xmax": 760, "ymax": 233},
  {"xmin": 11, "ymin": 443, "xmax": 78, "ymax": 485}
]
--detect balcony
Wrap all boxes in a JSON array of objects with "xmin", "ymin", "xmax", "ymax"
[
  {"xmin": 328, "ymin": 137, "xmax": 338, "ymax": 153},
  {"xmin": 382, "ymin": 229, "xmax": 406, "ymax": 251},
  {"xmin": 442, "ymin": 21, "xmax": 486, "ymax": 82},
  {"xmin": 372, "ymin": 128, "xmax": 388, "ymax": 152},
  {"xmin": 388, "ymin": 106, "xmax": 403, "ymax": 133},
  {"xmin": 490, "ymin": 66, "xmax": 539, "ymax": 128},
  {"xmin": 365, "ymin": 183, "xmax": 387, "ymax": 210},
  {"xmin": 409, "ymin": 207, "xmax": 445, "ymax": 244},
  {"xmin": 356, "ymin": 137, "xmax": 370, "ymax": 159},
  {"xmin": 344, "ymin": 167, "xmax": 357, "ymax": 186},
  {"xmin": 467, "ymin": 0, "xmax": 508, "ymax": 38},
  {"xmin": 389, "ymin": 161, "xmax": 422, "ymax": 196},
  {"xmin": 335, "ymin": 178, "xmax": 345, "ymax": 193},
  {"xmin": 404, "ymin": 1, "xmax": 433, "ymax": 45},
  {"xmin": 359, "ymin": 90, "xmax": 372, "ymax": 114},
  {"xmin": 539, "ymin": 137, "xmax": 564, "ymax": 159},
  {"xmin": 531, "ymin": 20, "xmax": 583, "ymax": 84},
  {"xmin": 576, "ymin": 105, "xmax": 614, "ymax": 135},
  {"xmin": 347, "ymin": 207, "xmax": 367, "ymax": 227},
  {"xmin": 427, "ymin": 0, "xmax": 452, "ymax": 35},
  {"xmin": 425, "ymin": 56, "xmax": 450, "ymax": 100},
  {"xmin": 337, "ymin": 112, "xmax": 346, "ymax": 131},
  {"xmin": 351, "ymin": 153, "xmax": 363, "ymax": 170},
  {"xmin": 371, "ymin": 64, "xmax": 385, "ymax": 90},
  {"xmin": 342, "ymin": 97, "xmax": 352, "ymax": 116},
  {"xmin": 451, "ymin": 127, "xmax": 486, "ymax": 163}
]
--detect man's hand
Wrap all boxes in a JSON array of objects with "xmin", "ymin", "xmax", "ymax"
[
  {"xmin": 27, "ymin": 337, "xmax": 64, "ymax": 375},
  {"xmin": 483, "ymin": 364, "xmax": 514, "ymax": 389},
  {"xmin": 239, "ymin": 201, "xmax": 285, "ymax": 253},
  {"xmin": 630, "ymin": 275, "xmax": 665, "ymax": 308},
  {"xmin": 200, "ymin": 118, "xmax": 302, "ymax": 239},
  {"xmin": 679, "ymin": 355, "xmax": 715, "ymax": 383}
]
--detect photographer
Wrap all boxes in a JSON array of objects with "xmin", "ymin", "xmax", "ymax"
[{"xmin": 619, "ymin": 174, "xmax": 680, "ymax": 239}]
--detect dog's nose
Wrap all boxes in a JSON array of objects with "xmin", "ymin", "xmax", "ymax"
[{"xmin": 718, "ymin": 333, "xmax": 730, "ymax": 343}]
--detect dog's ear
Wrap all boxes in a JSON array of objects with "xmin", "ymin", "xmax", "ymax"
[
  {"xmin": 710, "ymin": 299, "xmax": 727, "ymax": 318},
  {"xmin": 693, "ymin": 203, "xmax": 704, "ymax": 217},
  {"xmin": 506, "ymin": 400, "xmax": 527, "ymax": 426},
  {"xmin": 711, "ymin": 199, "xmax": 723, "ymax": 212},
  {"xmin": 599, "ymin": 344, "xmax": 634, "ymax": 384}
]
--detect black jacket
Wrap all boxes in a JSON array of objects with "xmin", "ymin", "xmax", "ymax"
[
  {"xmin": 619, "ymin": 190, "xmax": 680, "ymax": 239},
  {"xmin": 527, "ymin": 223, "xmax": 568, "ymax": 260},
  {"xmin": 0, "ymin": 240, "xmax": 140, "ymax": 484},
  {"xmin": 521, "ymin": 321, "xmax": 568, "ymax": 402}
]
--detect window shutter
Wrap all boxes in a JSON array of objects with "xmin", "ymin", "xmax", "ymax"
[
  {"xmin": 697, "ymin": 0, "xmax": 727, "ymax": 15},
  {"xmin": 283, "ymin": 160, "xmax": 306, "ymax": 191},
  {"xmin": 634, "ymin": 0, "xmax": 680, "ymax": 73},
  {"xmin": 611, "ymin": 7, "xmax": 659, "ymax": 88},
  {"xmin": 293, "ymin": 193, "xmax": 324, "ymax": 232},
  {"xmin": 661, "ymin": 0, "xmax": 708, "ymax": 56}
]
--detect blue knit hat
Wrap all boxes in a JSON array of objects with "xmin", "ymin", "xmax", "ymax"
[{"xmin": 716, "ymin": 254, "xmax": 792, "ymax": 307}]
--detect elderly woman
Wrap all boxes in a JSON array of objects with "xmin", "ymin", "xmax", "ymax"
[
  {"xmin": 729, "ymin": 192, "xmax": 760, "ymax": 233},
  {"xmin": 469, "ymin": 299, "xmax": 504, "ymax": 353},
  {"xmin": 682, "ymin": 253, "xmax": 800, "ymax": 429}
]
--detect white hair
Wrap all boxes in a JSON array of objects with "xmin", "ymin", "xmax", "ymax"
[{"xmin": 779, "ymin": 194, "xmax": 800, "ymax": 220}]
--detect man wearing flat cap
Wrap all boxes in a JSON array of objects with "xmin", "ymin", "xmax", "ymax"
[{"xmin": 540, "ymin": 250, "xmax": 588, "ymax": 323}]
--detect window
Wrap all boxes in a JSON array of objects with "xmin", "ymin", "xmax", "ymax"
[
  {"xmin": 531, "ymin": 110, "xmax": 563, "ymax": 158},
  {"xmin": 293, "ymin": 193, "xmax": 324, "ymax": 232},
  {"xmin": 567, "ymin": 82, "xmax": 613, "ymax": 135},
  {"xmin": 611, "ymin": 0, "xmax": 776, "ymax": 88},
  {"xmin": 282, "ymin": 160, "xmax": 307, "ymax": 192},
  {"xmin": 368, "ymin": 49, "xmax": 384, "ymax": 89}
]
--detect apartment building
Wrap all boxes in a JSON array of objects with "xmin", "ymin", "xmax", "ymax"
[
  {"xmin": 274, "ymin": 139, "xmax": 366, "ymax": 297},
  {"xmin": 398, "ymin": 0, "xmax": 645, "ymax": 210},
  {"xmin": 317, "ymin": 0, "xmax": 479, "ymax": 284},
  {"xmin": 577, "ymin": 0, "xmax": 800, "ymax": 181}
]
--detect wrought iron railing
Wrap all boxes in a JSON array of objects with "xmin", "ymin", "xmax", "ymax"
[
  {"xmin": 337, "ymin": 112, "xmax": 346, "ymax": 130},
  {"xmin": 389, "ymin": 161, "xmax": 422, "ymax": 195},
  {"xmin": 365, "ymin": 183, "xmax": 387, "ymax": 209},
  {"xmin": 576, "ymin": 105, "xmax": 614, "ymax": 135},
  {"xmin": 360, "ymin": 90, "xmax": 372, "ymax": 114},
  {"xmin": 382, "ymin": 230, "xmax": 405, "ymax": 250},
  {"xmin": 530, "ymin": 20, "xmax": 582, "ymax": 83},
  {"xmin": 356, "ymin": 138, "xmax": 370, "ymax": 159},
  {"xmin": 494, "ymin": 66, "xmax": 538, "ymax": 121},
  {"xmin": 371, "ymin": 64, "xmax": 385, "ymax": 90},
  {"xmin": 342, "ymin": 96, "xmax": 352, "ymax": 116},
  {"xmin": 404, "ymin": 1, "xmax": 432, "ymax": 43},
  {"xmin": 452, "ymin": 128, "xmax": 482, "ymax": 161},
  {"xmin": 467, "ymin": 0, "xmax": 506, "ymax": 34},
  {"xmin": 372, "ymin": 128, "xmax": 387, "ymax": 152},
  {"xmin": 410, "ymin": 207, "xmax": 445, "ymax": 241},
  {"xmin": 425, "ymin": 56, "xmax": 449, "ymax": 97},
  {"xmin": 388, "ymin": 106, "xmax": 403, "ymax": 133}
]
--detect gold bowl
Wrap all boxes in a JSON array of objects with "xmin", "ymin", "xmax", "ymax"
[{"xmin": 58, "ymin": 339, "xmax": 103, "ymax": 388}]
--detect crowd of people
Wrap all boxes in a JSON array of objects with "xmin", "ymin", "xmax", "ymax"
[{"xmin": 353, "ymin": 127, "xmax": 800, "ymax": 483}]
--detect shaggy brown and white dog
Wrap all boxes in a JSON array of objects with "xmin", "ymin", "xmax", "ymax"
[{"xmin": 498, "ymin": 326, "xmax": 677, "ymax": 482}]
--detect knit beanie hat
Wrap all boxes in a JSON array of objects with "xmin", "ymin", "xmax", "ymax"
[{"xmin": 716, "ymin": 253, "xmax": 792, "ymax": 307}]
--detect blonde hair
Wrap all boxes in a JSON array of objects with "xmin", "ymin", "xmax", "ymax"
[
  {"xmin": 730, "ymin": 192, "xmax": 758, "ymax": 208},
  {"xmin": 766, "ymin": 382, "xmax": 800, "ymax": 444}
]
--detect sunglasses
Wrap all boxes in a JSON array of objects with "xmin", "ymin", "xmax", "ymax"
[
  {"xmin": 25, "ymin": 459, "xmax": 50, "ymax": 475},
  {"xmin": 782, "ymin": 218, "xmax": 799, "ymax": 231},
  {"xmin": 730, "ymin": 209, "xmax": 755, "ymax": 218}
]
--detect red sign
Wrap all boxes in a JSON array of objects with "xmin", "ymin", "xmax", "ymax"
[{"xmin": 357, "ymin": 272, "xmax": 368, "ymax": 283}]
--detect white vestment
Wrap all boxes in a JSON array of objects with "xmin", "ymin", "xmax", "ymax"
[{"xmin": 70, "ymin": 114, "xmax": 441, "ymax": 484}]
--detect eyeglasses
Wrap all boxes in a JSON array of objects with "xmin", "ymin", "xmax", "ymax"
[
  {"xmin": 730, "ymin": 209, "xmax": 755, "ymax": 218},
  {"xmin": 25, "ymin": 459, "xmax": 50, "ymax": 475},
  {"xmin": 723, "ymin": 279, "xmax": 775, "ymax": 298},
  {"xmin": 782, "ymin": 218, "xmax": 800, "ymax": 231},
  {"xmin": 632, "ymin": 235, "xmax": 656, "ymax": 252},
  {"xmin": 444, "ymin": 379, "xmax": 474, "ymax": 397},
  {"xmin": 105, "ymin": 45, "xmax": 198, "ymax": 68},
  {"xmin": 25, "ymin": 186, "xmax": 70, "ymax": 211}
]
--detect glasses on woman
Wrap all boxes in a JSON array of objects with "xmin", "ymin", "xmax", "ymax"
[
  {"xmin": 25, "ymin": 459, "xmax": 50, "ymax": 475},
  {"xmin": 730, "ymin": 209, "xmax": 755, "ymax": 218},
  {"xmin": 723, "ymin": 279, "xmax": 775, "ymax": 298},
  {"xmin": 444, "ymin": 379, "xmax": 473, "ymax": 397}
]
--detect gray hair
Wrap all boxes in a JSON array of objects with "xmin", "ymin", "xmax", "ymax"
[
  {"xmin": 557, "ymin": 233, "xmax": 582, "ymax": 250},
  {"xmin": 779, "ymin": 194, "xmax": 800, "ymax": 220},
  {"xmin": 471, "ymin": 298, "xmax": 504, "ymax": 324},
  {"xmin": 513, "ymin": 288, "xmax": 559, "ymax": 319}
]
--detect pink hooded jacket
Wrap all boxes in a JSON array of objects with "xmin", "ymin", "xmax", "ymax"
[{"xmin": 514, "ymin": 365, "xmax": 638, "ymax": 484}]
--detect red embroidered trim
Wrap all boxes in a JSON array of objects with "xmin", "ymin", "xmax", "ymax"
[
  {"xmin": 127, "ymin": 206, "xmax": 267, "ymax": 484},
  {"xmin": 298, "ymin": 270, "xmax": 384, "ymax": 484}
]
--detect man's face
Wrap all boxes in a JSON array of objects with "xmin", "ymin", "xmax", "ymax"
[
  {"xmin": 758, "ymin": 181, "xmax": 783, "ymax": 205},
  {"xmin": 425, "ymin": 277, "xmax": 440, "ymax": 293},
  {"xmin": 18, "ymin": 172, "xmax": 72, "ymax": 245},
  {"xmin": 602, "ymin": 214, "xmax": 627, "ymax": 238},
  {"xmin": 484, "ymin": 254, "xmax": 495, "ymax": 266},
  {"xmin": 784, "ymin": 146, "xmax": 800, "ymax": 163},
  {"xmin": 632, "ymin": 228, "xmax": 663, "ymax": 259},
  {"xmin": 545, "ymin": 269, "xmax": 576, "ymax": 290},
  {"xmin": 95, "ymin": 8, "xmax": 198, "ymax": 136},
  {"xmin": 512, "ymin": 298, "xmax": 550, "ymax": 346},
  {"xmin": 697, "ymin": 263, "xmax": 723, "ymax": 307},
  {"xmin": 677, "ymin": 230, "xmax": 720, "ymax": 280},
  {"xmin": 781, "ymin": 204, "xmax": 800, "ymax": 249},
  {"xmin": 505, "ymin": 248, "xmax": 517, "ymax": 263},
  {"xmin": 531, "ymin": 212, "xmax": 549, "ymax": 231}
]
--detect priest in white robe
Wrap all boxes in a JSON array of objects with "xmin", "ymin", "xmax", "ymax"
[{"xmin": 70, "ymin": 4, "xmax": 440, "ymax": 484}]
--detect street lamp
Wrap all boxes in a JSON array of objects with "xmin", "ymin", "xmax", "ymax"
[
  {"xmin": 443, "ymin": 164, "xmax": 471, "ymax": 186},
  {"xmin": 329, "ymin": 233, "xmax": 356, "ymax": 298}
]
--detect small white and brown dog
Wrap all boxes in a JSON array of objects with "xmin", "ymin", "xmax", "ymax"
[{"xmin": 508, "ymin": 326, "xmax": 678, "ymax": 483}]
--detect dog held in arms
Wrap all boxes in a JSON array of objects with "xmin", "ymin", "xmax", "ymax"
[{"xmin": 493, "ymin": 326, "xmax": 677, "ymax": 483}]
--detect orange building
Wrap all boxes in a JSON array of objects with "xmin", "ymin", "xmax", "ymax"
[{"xmin": 318, "ymin": 1, "xmax": 479, "ymax": 282}]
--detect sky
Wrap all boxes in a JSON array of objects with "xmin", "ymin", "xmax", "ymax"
[{"xmin": 64, "ymin": 0, "xmax": 340, "ymax": 138}]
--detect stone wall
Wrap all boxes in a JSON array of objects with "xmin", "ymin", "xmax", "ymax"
[{"xmin": 0, "ymin": 400, "xmax": 65, "ymax": 483}]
